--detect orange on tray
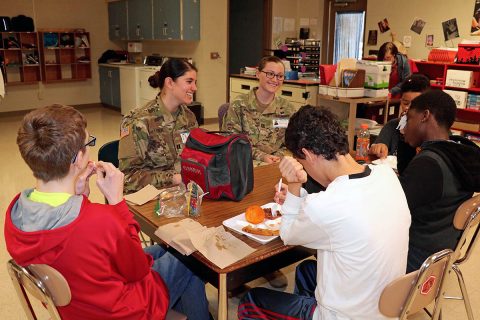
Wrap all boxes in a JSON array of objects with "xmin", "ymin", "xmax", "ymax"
[{"xmin": 245, "ymin": 205, "xmax": 265, "ymax": 224}]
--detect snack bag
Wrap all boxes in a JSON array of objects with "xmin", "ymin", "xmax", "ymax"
[
  {"xmin": 186, "ymin": 181, "xmax": 208, "ymax": 218},
  {"xmin": 155, "ymin": 184, "xmax": 187, "ymax": 218}
]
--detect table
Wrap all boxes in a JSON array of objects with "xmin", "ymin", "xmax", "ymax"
[
  {"xmin": 128, "ymin": 164, "xmax": 314, "ymax": 320},
  {"xmin": 317, "ymin": 94, "xmax": 390, "ymax": 152}
]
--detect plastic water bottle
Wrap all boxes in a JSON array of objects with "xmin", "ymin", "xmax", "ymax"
[{"xmin": 355, "ymin": 123, "xmax": 370, "ymax": 162}]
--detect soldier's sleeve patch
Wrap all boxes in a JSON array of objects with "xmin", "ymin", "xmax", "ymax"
[{"xmin": 120, "ymin": 125, "xmax": 131, "ymax": 138}]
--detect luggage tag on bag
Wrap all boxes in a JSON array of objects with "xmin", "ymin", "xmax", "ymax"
[
  {"xmin": 272, "ymin": 118, "xmax": 289, "ymax": 128},
  {"xmin": 180, "ymin": 131, "xmax": 190, "ymax": 144}
]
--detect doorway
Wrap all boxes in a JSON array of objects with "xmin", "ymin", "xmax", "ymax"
[
  {"xmin": 321, "ymin": 0, "xmax": 367, "ymax": 64},
  {"xmin": 228, "ymin": 0, "xmax": 272, "ymax": 75}
]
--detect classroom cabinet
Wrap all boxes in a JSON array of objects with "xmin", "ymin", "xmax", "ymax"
[
  {"xmin": 415, "ymin": 61, "xmax": 480, "ymax": 137},
  {"xmin": 108, "ymin": 0, "xmax": 200, "ymax": 41},
  {"xmin": 99, "ymin": 66, "xmax": 121, "ymax": 109},
  {"xmin": 127, "ymin": 0, "xmax": 154, "ymax": 40},
  {"xmin": 108, "ymin": 1, "xmax": 128, "ymax": 40},
  {"xmin": 153, "ymin": 0, "xmax": 180, "ymax": 39}
]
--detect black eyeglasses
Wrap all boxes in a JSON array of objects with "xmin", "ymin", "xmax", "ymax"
[
  {"xmin": 72, "ymin": 135, "xmax": 96, "ymax": 163},
  {"xmin": 260, "ymin": 71, "xmax": 285, "ymax": 81}
]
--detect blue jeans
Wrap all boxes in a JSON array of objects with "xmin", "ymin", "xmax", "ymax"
[
  {"xmin": 144, "ymin": 245, "xmax": 210, "ymax": 320},
  {"xmin": 238, "ymin": 260, "xmax": 317, "ymax": 320}
]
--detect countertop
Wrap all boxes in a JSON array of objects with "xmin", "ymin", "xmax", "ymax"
[
  {"xmin": 230, "ymin": 73, "xmax": 320, "ymax": 86},
  {"xmin": 98, "ymin": 63, "xmax": 159, "ymax": 69}
]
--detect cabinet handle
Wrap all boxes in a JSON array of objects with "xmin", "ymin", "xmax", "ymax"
[
  {"xmin": 136, "ymin": 24, "xmax": 141, "ymax": 37},
  {"xmin": 281, "ymin": 90, "xmax": 293, "ymax": 97},
  {"xmin": 241, "ymin": 84, "xmax": 250, "ymax": 90}
]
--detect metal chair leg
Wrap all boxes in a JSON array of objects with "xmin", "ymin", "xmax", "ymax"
[{"xmin": 452, "ymin": 264, "xmax": 474, "ymax": 320}]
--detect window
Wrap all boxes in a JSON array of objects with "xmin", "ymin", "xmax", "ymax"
[{"xmin": 333, "ymin": 12, "xmax": 365, "ymax": 64}]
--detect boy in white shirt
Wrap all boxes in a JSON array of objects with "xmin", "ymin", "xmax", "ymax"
[{"xmin": 238, "ymin": 106, "xmax": 411, "ymax": 320}]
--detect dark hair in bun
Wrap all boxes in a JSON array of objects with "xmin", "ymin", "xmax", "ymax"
[{"xmin": 148, "ymin": 58, "xmax": 197, "ymax": 89}]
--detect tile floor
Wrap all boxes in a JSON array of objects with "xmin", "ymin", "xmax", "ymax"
[{"xmin": 0, "ymin": 106, "xmax": 478, "ymax": 319}]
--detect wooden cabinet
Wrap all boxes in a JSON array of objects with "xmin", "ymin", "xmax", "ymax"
[
  {"xmin": 39, "ymin": 31, "xmax": 91, "ymax": 82},
  {"xmin": 229, "ymin": 75, "xmax": 319, "ymax": 110},
  {"xmin": 0, "ymin": 32, "xmax": 41, "ymax": 84},
  {"xmin": 99, "ymin": 66, "xmax": 121, "ymax": 109},
  {"xmin": 108, "ymin": 1, "xmax": 128, "ymax": 40},
  {"xmin": 415, "ymin": 61, "xmax": 480, "ymax": 136},
  {"xmin": 127, "ymin": 0, "xmax": 153, "ymax": 40}
]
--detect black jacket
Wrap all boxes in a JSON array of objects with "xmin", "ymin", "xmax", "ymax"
[{"xmin": 399, "ymin": 136, "xmax": 480, "ymax": 253}]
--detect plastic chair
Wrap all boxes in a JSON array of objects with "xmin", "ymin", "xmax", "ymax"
[
  {"xmin": 378, "ymin": 249, "xmax": 454, "ymax": 320},
  {"xmin": 98, "ymin": 139, "xmax": 150, "ymax": 247},
  {"xmin": 443, "ymin": 194, "xmax": 480, "ymax": 320},
  {"xmin": 98, "ymin": 139, "xmax": 119, "ymax": 167},
  {"xmin": 218, "ymin": 103, "xmax": 229, "ymax": 130},
  {"xmin": 7, "ymin": 259, "xmax": 186, "ymax": 320},
  {"xmin": 7, "ymin": 259, "xmax": 71, "ymax": 320}
]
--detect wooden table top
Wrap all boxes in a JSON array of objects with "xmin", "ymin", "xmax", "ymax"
[{"xmin": 128, "ymin": 164, "xmax": 304, "ymax": 274}]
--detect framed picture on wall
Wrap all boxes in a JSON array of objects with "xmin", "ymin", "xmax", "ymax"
[
  {"xmin": 367, "ymin": 30, "xmax": 378, "ymax": 46},
  {"xmin": 378, "ymin": 18, "xmax": 390, "ymax": 33},
  {"xmin": 442, "ymin": 18, "xmax": 459, "ymax": 41},
  {"xmin": 426, "ymin": 34, "xmax": 434, "ymax": 47},
  {"xmin": 410, "ymin": 18, "xmax": 426, "ymax": 35},
  {"xmin": 472, "ymin": 0, "xmax": 480, "ymax": 35}
]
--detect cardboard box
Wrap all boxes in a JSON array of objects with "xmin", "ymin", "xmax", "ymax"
[
  {"xmin": 356, "ymin": 60, "xmax": 392, "ymax": 89},
  {"xmin": 327, "ymin": 86, "xmax": 364, "ymax": 98},
  {"xmin": 443, "ymin": 89, "xmax": 468, "ymax": 109},
  {"xmin": 364, "ymin": 88, "xmax": 389, "ymax": 98},
  {"xmin": 452, "ymin": 121, "xmax": 480, "ymax": 132},
  {"xmin": 445, "ymin": 69, "xmax": 473, "ymax": 89}
]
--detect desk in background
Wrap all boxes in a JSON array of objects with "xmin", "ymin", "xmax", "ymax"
[
  {"xmin": 317, "ymin": 94, "xmax": 390, "ymax": 152},
  {"xmin": 128, "ymin": 164, "xmax": 314, "ymax": 320}
]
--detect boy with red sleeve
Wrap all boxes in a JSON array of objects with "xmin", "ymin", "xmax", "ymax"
[{"xmin": 4, "ymin": 105, "xmax": 209, "ymax": 319}]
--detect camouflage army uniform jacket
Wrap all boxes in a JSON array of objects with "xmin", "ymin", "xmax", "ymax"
[
  {"xmin": 222, "ymin": 88, "xmax": 296, "ymax": 161},
  {"xmin": 118, "ymin": 96, "xmax": 198, "ymax": 194}
]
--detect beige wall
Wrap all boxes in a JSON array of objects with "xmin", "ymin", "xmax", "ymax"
[
  {"xmin": 0, "ymin": 0, "xmax": 227, "ymax": 120},
  {"xmin": 365, "ymin": 0, "xmax": 477, "ymax": 60},
  {"xmin": 0, "ymin": 0, "xmax": 119, "ymax": 112},
  {"xmin": 271, "ymin": 0, "xmax": 324, "ymax": 47},
  {"xmin": 140, "ymin": 0, "xmax": 228, "ymax": 119}
]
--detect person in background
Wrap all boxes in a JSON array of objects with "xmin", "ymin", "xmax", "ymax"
[
  {"xmin": 238, "ymin": 106, "xmax": 411, "ymax": 320},
  {"xmin": 399, "ymin": 90, "xmax": 480, "ymax": 272},
  {"xmin": 222, "ymin": 56, "xmax": 296, "ymax": 164},
  {"xmin": 377, "ymin": 42, "xmax": 411, "ymax": 97},
  {"xmin": 4, "ymin": 105, "xmax": 210, "ymax": 319},
  {"xmin": 119, "ymin": 58, "xmax": 198, "ymax": 194},
  {"xmin": 369, "ymin": 74, "xmax": 430, "ymax": 174}
]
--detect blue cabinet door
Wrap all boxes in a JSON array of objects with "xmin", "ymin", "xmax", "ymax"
[
  {"xmin": 110, "ymin": 68, "xmax": 121, "ymax": 108},
  {"xmin": 108, "ymin": 1, "xmax": 128, "ymax": 40},
  {"xmin": 128, "ymin": 0, "xmax": 153, "ymax": 40},
  {"xmin": 153, "ymin": 0, "xmax": 180, "ymax": 39},
  {"xmin": 99, "ymin": 66, "xmax": 111, "ymax": 104},
  {"xmin": 182, "ymin": 0, "xmax": 200, "ymax": 40}
]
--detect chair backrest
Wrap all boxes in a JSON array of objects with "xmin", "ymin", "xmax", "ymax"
[
  {"xmin": 7, "ymin": 259, "xmax": 71, "ymax": 320},
  {"xmin": 98, "ymin": 140, "xmax": 120, "ymax": 167},
  {"xmin": 452, "ymin": 194, "xmax": 480, "ymax": 264},
  {"xmin": 378, "ymin": 249, "xmax": 453, "ymax": 319},
  {"xmin": 218, "ymin": 103, "xmax": 230, "ymax": 130}
]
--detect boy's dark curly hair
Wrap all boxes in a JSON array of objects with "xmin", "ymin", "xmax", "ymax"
[
  {"xmin": 410, "ymin": 90, "xmax": 456, "ymax": 129},
  {"xmin": 285, "ymin": 105, "xmax": 349, "ymax": 160}
]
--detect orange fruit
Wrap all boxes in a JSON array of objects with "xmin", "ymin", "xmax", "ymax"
[{"xmin": 245, "ymin": 205, "xmax": 265, "ymax": 224}]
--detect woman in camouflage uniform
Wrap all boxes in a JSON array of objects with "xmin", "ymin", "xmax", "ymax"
[
  {"xmin": 222, "ymin": 56, "xmax": 296, "ymax": 163},
  {"xmin": 119, "ymin": 58, "xmax": 198, "ymax": 194}
]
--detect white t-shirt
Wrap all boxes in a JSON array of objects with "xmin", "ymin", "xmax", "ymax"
[{"xmin": 281, "ymin": 164, "xmax": 410, "ymax": 320}]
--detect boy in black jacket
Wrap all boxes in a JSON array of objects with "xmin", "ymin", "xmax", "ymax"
[{"xmin": 400, "ymin": 90, "xmax": 480, "ymax": 272}]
